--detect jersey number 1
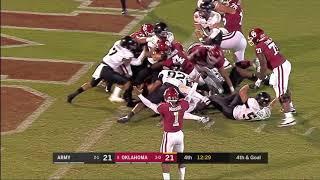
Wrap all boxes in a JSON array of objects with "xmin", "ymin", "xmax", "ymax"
[{"xmin": 173, "ymin": 112, "xmax": 179, "ymax": 126}]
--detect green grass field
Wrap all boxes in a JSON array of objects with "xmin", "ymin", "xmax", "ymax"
[{"xmin": 1, "ymin": 0, "xmax": 320, "ymax": 179}]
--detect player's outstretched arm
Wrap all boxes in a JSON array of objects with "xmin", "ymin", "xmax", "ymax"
[
  {"xmin": 218, "ymin": 67, "xmax": 235, "ymax": 93},
  {"xmin": 138, "ymin": 94, "xmax": 159, "ymax": 114}
]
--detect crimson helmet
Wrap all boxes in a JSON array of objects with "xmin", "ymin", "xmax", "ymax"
[
  {"xmin": 248, "ymin": 28, "xmax": 266, "ymax": 46},
  {"xmin": 141, "ymin": 23, "xmax": 154, "ymax": 36},
  {"xmin": 164, "ymin": 87, "xmax": 179, "ymax": 104},
  {"xmin": 156, "ymin": 40, "xmax": 171, "ymax": 54}
]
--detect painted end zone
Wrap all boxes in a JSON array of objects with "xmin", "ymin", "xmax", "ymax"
[
  {"xmin": 89, "ymin": 0, "xmax": 152, "ymax": 9},
  {"xmin": 1, "ymin": 58, "xmax": 85, "ymax": 82},
  {"xmin": 1, "ymin": 11, "xmax": 135, "ymax": 33},
  {"xmin": 1, "ymin": 87, "xmax": 44, "ymax": 132}
]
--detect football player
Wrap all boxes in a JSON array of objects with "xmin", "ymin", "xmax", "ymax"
[
  {"xmin": 248, "ymin": 27, "xmax": 296, "ymax": 127},
  {"xmin": 204, "ymin": 28, "xmax": 247, "ymax": 62},
  {"xmin": 209, "ymin": 84, "xmax": 272, "ymax": 121},
  {"xmin": 119, "ymin": 23, "xmax": 154, "ymax": 106},
  {"xmin": 221, "ymin": 0, "xmax": 243, "ymax": 32},
  {"xmin": 67, "ymin": 36, "xmax": 140, "ymax": 103},
  {"xmin": 146, "ymin": 22, "xmax": 175, "ymax": 64},
  {"xmin": 187, "ymin": 42, "xmax": 235, "ymax": 94},
  {"xmin": 156, "ymin": 87, "xmax": 188, "ymax": 180},
  {"xmin": 194, "ymin": 1, "xmax": 224, "ymax": 42},
  {"xmin": 118, "ymin": 69, "xmax": 210, "ymax": 124}
]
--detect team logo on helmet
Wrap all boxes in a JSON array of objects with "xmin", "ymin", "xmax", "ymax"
[{"xmin": 164, "ymin": 87, "xmax": 179, "ymax": 105}]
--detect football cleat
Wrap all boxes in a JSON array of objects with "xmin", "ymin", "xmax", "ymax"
[
  {"xmin": 278, "ymin": 117, "xmax": 296, "ymax": 127},
  {"xmin": 117, "ymin": 115, "xmax": 130, "ymax": 123},
  {"xmin": 121, "ymin": 10, "xmax": 127, "ymax": 15},
  {"xmin": 200, "ymin": 116, "xmax": 210, "ymax": 124},
  {"xmin": 108, "ymin": 96, "xmax": 125, "ymax": 103}
]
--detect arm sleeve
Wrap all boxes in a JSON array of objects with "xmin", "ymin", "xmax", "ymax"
[
  {"xmin": 138, "ymin": 94, "xmax": 159, "ymax": 114},
  {"xmin": 130, "ymin": 47, "xmax": 147, "ymax": 66}
]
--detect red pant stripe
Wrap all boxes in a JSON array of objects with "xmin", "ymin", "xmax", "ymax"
[{"xmin": 277, "ymin": 67, "xmax": 282, "ymax": 96}]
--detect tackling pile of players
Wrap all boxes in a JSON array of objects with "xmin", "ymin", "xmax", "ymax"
[{"xmin": 66, "ymin": 0, "xmax": 297, "ymax": 179}]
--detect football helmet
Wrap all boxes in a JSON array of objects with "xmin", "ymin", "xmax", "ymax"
[
  {"xmin": 255, "ymin": 92, "xmax": 271, "ymax": 107},
  {"xmin": 164, "ymin": 87, "xmax": 179, "ymax": 104},
  {"xmin": 156, "ymin": 40, "xmax": 171, "ymax": 54},
  {"xmin": 197, "ymin": 0, "xmax": 215, "ymax": 8},
  {"xmin": 154, "ymin": 22, "xmax": 169, "ymax": 38},
  {"xmin": 141, "ymin": 23, "xmax": 154, "ymax": 36},
  {"xmin": 120, "ymin": 36, "xmax": 137, "ymax": 51},
  {"xmin": 248, "ymin": 28, "xmax": 266, "ymax": 46}
]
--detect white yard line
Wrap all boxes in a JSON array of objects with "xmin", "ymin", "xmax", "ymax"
[
  {"xmin": 77, "ymin": 0, "xmax": 160, "ymax": 14},
  {"xmin": 1, "ymin": 33, "xmax": 44, "ymax": 48},
  {"xmin": 1, "ymin": 26, "xmax": 120, "ymax": 35},
  {"xmin": 118, "ymin": 1, "xmax": 160, "ymax": 36},
  {"xmin": 303, "ymin": 127, "xmax": 316, "ymax": 136},
  {"xmin": 48, "ymin": 113, "xmax": 121, "ymax": 179},
  {"xmin": 119, "ymin": 15, "xmax": 145, "ymax": 36},
  {"xmin": 1, "ymin": 85, "xmax": 55, "ymax": 135},
  {"xmin": 2, "ymin": 10, "xmax": 141, "ymax": 35}
]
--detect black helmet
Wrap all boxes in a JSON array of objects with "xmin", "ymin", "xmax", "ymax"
[
  {"xmin": 120, "ymin": 36, "xmax": 137, "ymax": 51},
  {"xmin": 255, "ymin": 92, "xmax": 271, "ymax": 107},
  {"xmin": 154, "ymin": 22, "xmax": 168, "ymax": 38},
  {"xmin": 199, "ymin": 0, "xmax": 213, "ymax": 11}
]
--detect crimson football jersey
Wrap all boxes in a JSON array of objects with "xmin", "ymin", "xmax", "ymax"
[
  {"xmin": 188, "ymin": 44, "xmax": 225, "ymax": 69},
  {"xmin": 157, "ymin": 99, "xmax": 189, "ymax": 132},
  {"xmin": 224, "ymin": 0, "xmax": 243, "ymax": 32},
  {"xmin": 163, "ymin": 43, "xmax": 194, "ymax": 74},
  {"xmin": 255, "ymin": 38, "xmax": 285, "ymax": 70}
]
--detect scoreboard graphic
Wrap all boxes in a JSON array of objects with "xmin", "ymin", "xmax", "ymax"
[{"xmin": 53, "ymin": 152, "xmax": 268, "ymax": 164}]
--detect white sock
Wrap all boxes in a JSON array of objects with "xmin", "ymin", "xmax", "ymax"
[
  {"xmin": 285, "ymin": 112, "xmax": 293, "ymax": 118},
  {"xmin": 162, "ymin": 173, "xmax": 170, "ymax": 180},
  {"xmin": 111, "ymin": 86, "xmax": 122, "ymax": 98},
  {"xmin": 289, "ymin": 102, "xmax": 294, "ymax": 108},
  {"xmin": 179, "ymin": 167, "xmax": 186, "ymax": 180},
  {"xmin": 183, "ymin": 112, "xmax": 202, "ymax": 121}
]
